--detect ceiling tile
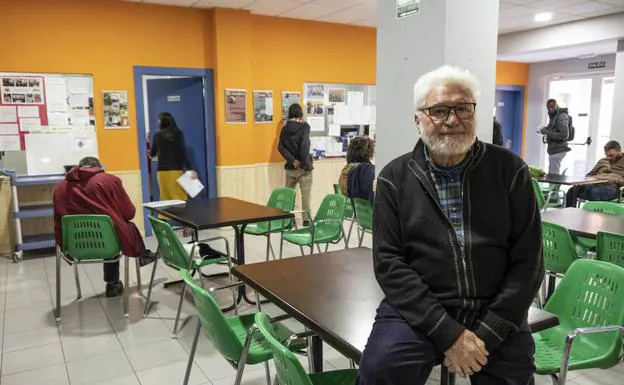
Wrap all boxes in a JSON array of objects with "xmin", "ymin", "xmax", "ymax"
[
  {"xmin": 278, "ymin": 3, "xmax": 343, "ymax": 19},
  {"xmin": 564, "ymin": 1, "xmax": 616, "ymax": 14},
  {"xmin": 245, "ymin": 0, "xmax": 300, "ymax": 16},
  {"xmin": 599, "ymin": 0, "xmax": 624, "ymax": 5},
  {"xmin": 144, "ymin": 0, "xmax": 197, "ymax": 6},
  {"xmin": 526, "ymin": 0, "xmax": 586, "ymax": 8},
  {"xmin": 320, "ymin": 4, "xmax": 375, "ymax": 24},
  {"xmin": 352, "ymin": 15, "xmax": 376, "ymax": 27},
  {"xmin": 500, "ymin": 6, "xmax": 540, "ymax": 19},
  {"xmin": 310, "ymin": 0, "xmax": 363, "ymax": 6}
]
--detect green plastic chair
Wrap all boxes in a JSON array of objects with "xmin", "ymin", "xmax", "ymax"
[
  {"xmin": 147, "ymin": 216, "xmax": 232, "ymax": 338},
  {"xmin": 352, "ymin": 197, "xmax": 373, "ymax": 247},
  {"xmin": 575, "ymin": 201, "xmax": 624, "ymax": 252},
  {"xmin": 280, "ymin": 194, "xmax": 347, "ymax": 257},
  {"xmin": 179, "ymin": 269, "xmax": 305, "ymax": 385},
  {"xmin": 334, "ymin": 183, "xmax": 357, "ymax": 244},
  {"xmin": 255, "ymin": 312, "xmax": 358, "ymax": 385},
  {"xmin": 532, "ymin": 178, "xmax": 547, "ymax": 210},
  {"xmin": 596, "ymin": 231, "xmax": 624, "ymax": 269},
  {"xmin": 541, "ymin": 221, "xmax": 583, "ymax": 301},
  {"xmin": 244, "ymin": 188, "xmax": 296, "ymax": 261},
  {"xmin": 56, "ymin": 215, "xmax": 137, "ymax": 321},
  {"xmin": 533, "ymin": 259, "xmax": 624, "ymax": 385}
]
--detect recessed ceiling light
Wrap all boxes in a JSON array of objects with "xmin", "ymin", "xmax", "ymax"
[{"xmin": 534, "ymin": 12, "xmax": 553, "ymax": 22}]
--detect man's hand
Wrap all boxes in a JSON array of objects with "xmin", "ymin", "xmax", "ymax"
[
  {"xmin": 188, "ymin": 170, "xmax": 198, "ymax": 180},
  {"xmin": 539, "ymin": 127, "xmax": 549, "ymax": 135},
  {"xmin": 444, "ymin": 330, "xmax": 488, "ymax": 378},
  {"xmin": 293, "ymin": 159, "xmax": 301, "ymax": 169}
]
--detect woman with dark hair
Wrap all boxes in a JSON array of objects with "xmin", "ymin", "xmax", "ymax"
[
  {"xmin": 339, "ymin": 136, "xmax": 375, "ymax": 204},
  {"xmin": 278, "ymin": 103, "xmax": 314, "ymax": 222},
  {"xmin": 149, "ymin": 112, "xmax": 197, "ymax": 201}
]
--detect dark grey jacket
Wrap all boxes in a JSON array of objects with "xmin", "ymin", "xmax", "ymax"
[
  {"xmin": 543, "ymin": 108, "xmax": 571, "ymax": 155},
  {"xmin": 374, "ymin": 140, "xmax": 544, "ymax": 354}
]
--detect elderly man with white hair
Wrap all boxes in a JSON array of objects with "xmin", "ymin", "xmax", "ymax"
[{"xmin": 358, "ymin": 66, "xmax": 544, "ymax": 385}]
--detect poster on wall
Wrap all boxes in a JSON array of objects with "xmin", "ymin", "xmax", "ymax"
[
  {"xmin": 328, "ymin": 88, "xmax": 346, "ymax": 103},
  {"xmin": 1, "ymin": 76, "xmax": 45, "ymax": 105},
  {"xmin": 305, "ymin": 84, "xmax": 324, "ymax": 100},
  {"xmin": 305, "ymin": 100, "xmax": 325, "ymax": 116},
  {"xmin": 225, "ymin": 89, "xmax": 247, "ymax": 124},
  {"xmin": 252, "ymin": 90, "xmax": 274, "ymax": 123},
  {"xmin": 281, "ymin": 91, "xmax": 301, "ymax": 118},
  {"xmin": 102, "ymin": 90, "xmax": 129, "ymax": 129}
]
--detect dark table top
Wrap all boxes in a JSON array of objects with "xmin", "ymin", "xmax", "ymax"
[
  {"xmin": 536, "ymin": 174, "xmax": 610, "ymax": 186},
  {"xmin": 541, "ymin": 207, "xmax": 624, "ymax": 239},
  {"xmin": 151, "ymin": 196, "xmax": 293, "ymax": 230},
  {"xmin": 233, "ymin": 247, "xmax": 559, "ymax": 362}
]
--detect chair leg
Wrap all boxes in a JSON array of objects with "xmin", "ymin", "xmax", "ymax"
[
  {"xmin": 55, "ymin": 247, "xmax": 62, "ymax": 322},
  {"xmin": 358, "ymin": 229, "xmax": 365, "ymax": 247},
  {"xmin": 183, "ymin": 319, "xmax": 202, "ymax": 385},
  {"xmin": 73, "ymin": 263, "xmax": 82, "ymax": 300},
  {"xmin": 124, "ymin": 256, "xmax": 129, "ymax": 318},
  {"xmin": 263, "ymin": 361, "xmax": 271, "ymax": 385},
  {"xmin": 346, "ymin": 219, "xmax": 355, "ymax": 246},
  {"xmin": 234, "ymin": 328, "xmax": 254, "ymax": 385},
  {"xmin": 550, "ymin": 375, "xmax": 559, "ymax": 385},
  {"xmin": 316, "ymin": 244, "xmax": 322, "ymax": 254},
  {"xmin": 135, "ymin": 257, "xmax": 142, "ymax": 294},
  {"xmin": 172, "ymin": 283, "xmax": 187, "ymax": 339},
  {"xmin": 279, "ymin": 231, "xmax": 285, "ymax": 260},
  {"xmin": 265, "ymin": 233, "xmax": 273, "ymax": 261},
  {"xmin": 143, "ymin": 258, "xmax": 158, "ymax": 316},
  {"xmin": 268, "ymin": 240, "xmax": 276, "ymax": 261}
]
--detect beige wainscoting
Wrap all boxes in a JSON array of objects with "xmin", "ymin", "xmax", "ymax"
[
  {"xmin": 216, "ymin": 158, "xmax": 347, "ymax": 216},
  {"xmin": 112, "ymin": 170, "xmax": 144, "ymax": 235}
]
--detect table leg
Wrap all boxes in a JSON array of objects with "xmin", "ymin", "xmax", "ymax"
[
  {"xmin": 234, "ymin": 225, "xmax": 270, "ymax": 306},
  {"xmin": 546, "ymin": 276, "xmax": 556, "ymax": 302},
  {"xmin": 310, "ymin": 336, "xmax": 323, "ymax": 373}
]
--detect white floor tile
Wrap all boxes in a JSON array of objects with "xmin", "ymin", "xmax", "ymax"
[
  {"xmin": 1, "ymin": 342, "xmax": 65, "ymax": 375},
  {"xmin": 84, "ymin": 373, "xmax": 142, "ymax": 385},
  {"xmin": 61, "ymin": 331, "xmax": 124, "ymax": 362},
  {"xmin": 135, "ymin": 359, "xmax": 208, "ymax": 385},
  {"xmin": 124, "ymin": 338, "xmax": 189, "ymax": 371},
  {"xmin": 113, "ymin": 317, "xmax": 173, "ymax": 350},
  {"xmin": 2, "ymin": 325, "xmax": 61, "ymax": 353},
  {"xmin": 66, "ymin": 350, "xmax": 134, "ymax": 385},
  {"xmin": 0, "ymin": 363, "xmax": 70, "ymax": 385},
  {"xmin": 58, "ymin": 315, "xmax": 114, "ymax": 341}
]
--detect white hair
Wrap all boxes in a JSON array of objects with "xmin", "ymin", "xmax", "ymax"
[{"xmin": 413, "ymin": 66, "xmax": 480, "ymax": 116}]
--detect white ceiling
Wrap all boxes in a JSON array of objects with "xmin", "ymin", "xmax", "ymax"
[
  {"xmin": 124, "ymin": 0, "xmax": 624, "ymax": 31},
  {"xmin": 124, "ymin": 0, "xmax": 624, "ymax": 62}
]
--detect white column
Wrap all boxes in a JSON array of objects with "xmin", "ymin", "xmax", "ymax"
[
  {"xmin": 611, "ymin": 40, "xmax": 624, "ymax": 145},
  {"xmin": 376, "ymin": 0, "xmax": 500, "ymax": 172}
]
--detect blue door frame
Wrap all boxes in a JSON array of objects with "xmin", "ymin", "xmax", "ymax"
[
  {"xmin": 495, "ymin": 84, "xmax": 525, "ymax": 156},
  {"xmin": 133, "ymin": 66, "xmax": 217, "ymax": 236}
]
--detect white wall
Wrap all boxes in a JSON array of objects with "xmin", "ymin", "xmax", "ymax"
[{"xmin": 525, "ymin": 54, "xmax": 616, "ymax": 168}]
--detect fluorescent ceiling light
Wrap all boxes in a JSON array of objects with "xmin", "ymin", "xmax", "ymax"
[{"xmin": 534, "ymin": 12, "xmax": 553, "ymax": 22}]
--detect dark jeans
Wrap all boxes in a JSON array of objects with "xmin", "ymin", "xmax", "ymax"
[
  {"xmin": 357, "ymin": 301, "xmax": 535, "ymax": 385},
  {"xmin": 565, "ymin": 185, "xmax": 619, "ymax": 207},
  {"xmin": 104, "ymin": 261, "xmax": 120, "ymax": 283}
]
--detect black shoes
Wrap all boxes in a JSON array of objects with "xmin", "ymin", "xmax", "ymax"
[
  {"xmin": 138, "ymin": 250, "xmax": 157, "ymax": 267},
  {"xmin": 105, "ymin": 281, "xmax": 124, "ymax": 298}
]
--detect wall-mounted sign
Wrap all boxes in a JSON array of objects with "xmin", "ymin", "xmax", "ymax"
[
  {"xmin": 396, "ymin": 0, "xmax": 420, "ymax": 19},
  {"xmin": 588, "ymin": 61, "xmax": 606, "ymax": 69},
  {"xmin": 167, "ymin": 95, "xmax": 181, "ymax": 102}
]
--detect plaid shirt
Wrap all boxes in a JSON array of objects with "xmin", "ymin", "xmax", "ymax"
[{"xmin": 425, "ymin": 148, "xmax": 471, "ymax": 247}]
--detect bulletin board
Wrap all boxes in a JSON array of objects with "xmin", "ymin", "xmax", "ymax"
[
  {"xmin": 0, "ymin": 72, "xmax": 97, "ymax": 175},
  {"xmin": 303, "ymin": 82, "xmax": 376, "ymax": 137}
]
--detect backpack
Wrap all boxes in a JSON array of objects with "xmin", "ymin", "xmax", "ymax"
[{"xmin": 559, "ymin": 108, "xmax": 575, "ymax": 141}]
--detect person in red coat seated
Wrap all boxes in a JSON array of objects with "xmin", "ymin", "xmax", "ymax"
[{"xmin": 53, "ymin": 157, "xmax": 155, "ymax": 297}]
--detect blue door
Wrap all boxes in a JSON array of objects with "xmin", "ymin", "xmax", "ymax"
[
  {"xmin": 495, "ymin": 88, "xmax": 523, "ymax": 156},
  {"xmin": 146, "ymin": 77, "xmax": 208, "ymax": 200}
]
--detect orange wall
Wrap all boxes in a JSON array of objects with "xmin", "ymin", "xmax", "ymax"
[
  {"xmin": 0, "ymin": 0, "xmax": 211, "ymax": 171},
  {"xmin": 495, "ymin": 61, "xmax": 530, "ymax": 157}
]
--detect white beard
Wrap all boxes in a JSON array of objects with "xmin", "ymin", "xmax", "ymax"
[{"xmin": 421, "ymin": 129, "xmax": 476, "ymax": 157}]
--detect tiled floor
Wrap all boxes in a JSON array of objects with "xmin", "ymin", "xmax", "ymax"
[{"xmin": 0, "ymin": 224, "xmax": 622, "ymax": 385}]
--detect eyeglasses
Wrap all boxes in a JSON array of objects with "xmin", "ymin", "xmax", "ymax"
[{"xmin": 420, "ymin": 102, "xmax": 477, "ymax": 121}]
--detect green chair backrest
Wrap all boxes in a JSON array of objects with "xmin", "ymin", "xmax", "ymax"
[
  {"xmin": 596, "ymin": 231, "xmax": 624, "ymax": 269},
  {"xmin": 180, "ymin": 269, "xmax": 245, "ymax": 362},
  {"xmin": 545, "ymin": 259, "xmax": 624, "ymax": 356},
  {"xmin": 531, "ymin": 178, "xmax": 546, "ymax": 209},
  {"xmin": 542, "ymin": 221, "xmax": 578, "ymax": 274},
  {"xmin": 314, "ymin": 194, "xmax": 347, "ymax": 233},
  {"xmin": 333, "ymin": 183, "xmax": 354, "ymax": 218},
  {"xmin": 61, "ymin": 215, "xmax": 121, "ymax": 260},
  {"xmin": 266, "ymin": 187, "xmax": 296, "ymax": 230},
  {"xmin": 582, "ymin": 201, "xmax": 624, "ymax": 216},
  {"xmin": 149, "ymin": 216, "xmax": 191, "ymax": 270},
  {"xmin": 352, "ymin": 197, "xmax": 373, "ymax": 231},
  {"xmin": 255, "ymin": 312, "xmax": 312, "ymax": 385}
]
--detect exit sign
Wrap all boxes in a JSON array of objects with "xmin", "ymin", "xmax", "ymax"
[{"xmin": 588, "ymin": 61, "xmax": 606, "ymax": 69}]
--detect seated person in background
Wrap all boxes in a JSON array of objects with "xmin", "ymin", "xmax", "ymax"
[
  {"xmin": 53, "ymin": 157, "xmax": 155, "ymax": 297},
  {"xmin": 565, "ymin": 140, "xmax": 624, "ymax": 207},
  {"xmin": 339, "ymin": 136, "xmax": 375, "ymax": 204}
]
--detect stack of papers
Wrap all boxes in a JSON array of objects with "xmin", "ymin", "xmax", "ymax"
[
  {"xmin": 177, "ymin": 171, "xmax": 204, "ymax": 198},
  {"xmin": 143, "ymin": 200, "xmax": 186, "ymax": 209}
]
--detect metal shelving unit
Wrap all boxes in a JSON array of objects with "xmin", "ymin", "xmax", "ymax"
[{"xmin": 5, "ymin": 171, "xmax": 63, "ymax": 262}]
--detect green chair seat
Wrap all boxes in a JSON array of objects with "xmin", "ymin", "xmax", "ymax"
[
  {"xmin": 574, "ymin": 201, "xmax": 624, "ymax": 253},
  {"xmin": 282, "ymin": 224, "xmax": 343, "ymax": 245},
  {"xmin": 532, "ymin": 259, "xmax": 624, "ymax": 382},
  {"xmin": 309, "ymin": 369, "xmax": 359, "ymax": 385}
]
